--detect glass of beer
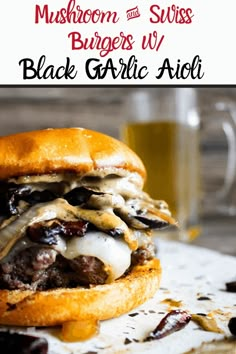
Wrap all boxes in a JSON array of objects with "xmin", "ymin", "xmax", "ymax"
[
  {"xmin": 121, "ymin": 89, "xmax": 236, "ymax": 241},
  {"xmin": 121, "ymin": 88, "xmax": 201, "ymax": 241}
]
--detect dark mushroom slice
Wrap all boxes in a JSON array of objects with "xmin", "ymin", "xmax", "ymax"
[
  {"xmin": 23, "ymin": 190, "xmax": 57, "ymax": 205},
  {"xmin": 146, "ymin": 207, "xmax": 177, "ymax": 227},
  {"xmin": 0, "ymin": 183, "xmax": 31, "ymax": 216},
  {"xmin": 114, "ymin": 206, "xmax": 149, "ymax": 229},
  {"xmin": 64, "ymin": 187, "xmax": 104, "ymax": 206},
  {"xmin": 27, "ymin": 219, "xmax": 89, "ymax": 245},
  {"xmin": 134, "ymin": 215, "xmax": 168, "ymax": 229},
  {"xmin": 114, "ymin": 201, "xmax": 174, "ymax": 230},
  {"xmin": 0, "ymin": 183, "xmax": 58, "ymax": 217},
  {"xmin": 27, "ymin": 222, "xmax": 61, "ymax": 245}
]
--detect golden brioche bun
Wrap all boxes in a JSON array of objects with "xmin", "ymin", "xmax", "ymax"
[
  {"xmin": 0, "ymin": 259, "xmax": 161, "ymax": 326},
  {"xmin": 0, "ymin": 128, "xmax": 146, "ymax": 184}
]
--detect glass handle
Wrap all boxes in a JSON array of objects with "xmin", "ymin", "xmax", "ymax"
[
  {"xmin": 205, "ymin": 103, "xmax": 236, "ymax": 215},
  {"xmin": 218, "ymin": 119, "xmax": 236, "ymax": 198}
]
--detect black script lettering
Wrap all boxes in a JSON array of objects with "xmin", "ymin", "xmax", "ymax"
[
  {"xmin": 85, "ymin": 55, "xmax": 148, "ymax": 80},
  {"xmin": 156, "ymin": 55, "xmax": 204, "ymax": 80},
  {"xmin": 19, "ymin": 55, "xmax": 77, "ymax": 80}
]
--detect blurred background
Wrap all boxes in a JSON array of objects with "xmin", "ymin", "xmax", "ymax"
[{"xmin": 0, "ymin": 87, "xmax": 235, "ymax": 255}]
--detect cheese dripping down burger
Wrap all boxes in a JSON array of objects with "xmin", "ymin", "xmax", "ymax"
[{"xmin": 0, "ymin": 128, "xmax": 176, "ymax": 330}]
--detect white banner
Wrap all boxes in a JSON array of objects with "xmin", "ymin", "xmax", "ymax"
[{"xmin": 0, "ymin": 0, "xmax": 236, "ymax": 85}]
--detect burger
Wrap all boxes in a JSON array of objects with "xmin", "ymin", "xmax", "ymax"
[{"xmin": 0, "ymin": 128, "xmax": 175, "ymax": 337}]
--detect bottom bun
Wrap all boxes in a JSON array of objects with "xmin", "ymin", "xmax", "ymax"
[{"xmin": 0, "ymin": 259, "xmax": 161, "ymax": 326}]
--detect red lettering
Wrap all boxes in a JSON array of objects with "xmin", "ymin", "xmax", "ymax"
[
  {"xmin": 149, "ymin": 5, "xmax": 161, "ymax": 23},
  {"xmin": 35, "ymin": 5, "xmax": 48, "ymax": 23},
  {"xmin": 35, "ymin": 0, "xmax": 119, "ymax": 24},
  {"xmin": 149, "ymin": 4, "xmax": 194, "ymax": 24},
  {"xmin": 92, "ymin": 9, "xmax": 101, "ymax": 23},
  {"xmin": 68, "ymin": 31, "xmax": 134, "ymax": 57},
  {"xmin": 185, "ymin": 8, "xmax": 194, "ymax": 24}
]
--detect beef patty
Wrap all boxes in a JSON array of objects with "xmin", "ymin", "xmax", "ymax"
[
  {"xmin": 0, "ymin": 242, "xmax": 155, "ymax": 291},
  {"xmin": 0, "ymin": 247, "xmax": 108, "ymax": 291}
]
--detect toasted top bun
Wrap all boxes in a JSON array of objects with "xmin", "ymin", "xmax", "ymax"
[
  {"xmin": 0, "ymin": 128, "xmax": 146, "ymax": 184},
  {"xmin": 0, "ymin": 259, "xmax": 161, "ymax": 326}
]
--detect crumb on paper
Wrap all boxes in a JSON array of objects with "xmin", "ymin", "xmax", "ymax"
[
  {"xmin": 197, "ymin": 296, "xmax": 212, "ymax": 301},
  {"xmin": 161, "ymin": 298, "xmax": 183, "ymax": 310}
]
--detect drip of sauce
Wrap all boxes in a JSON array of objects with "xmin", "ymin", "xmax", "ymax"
[
  {"xmin": 191, "ymin": 313, "xmax": 224, "ymax": 334},
  {"xmin": 60, "ymin": 319, "xmax": 100, "ymax": 342}
]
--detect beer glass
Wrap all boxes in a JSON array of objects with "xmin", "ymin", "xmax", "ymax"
[{"xmin": 121, "ymin": 88, "xmax": 236, "ymax": 241}]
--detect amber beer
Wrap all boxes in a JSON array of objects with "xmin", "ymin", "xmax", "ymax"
[{"xmin": 122, "ymin": 120, "xmax": 201, "ymax": 240}]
